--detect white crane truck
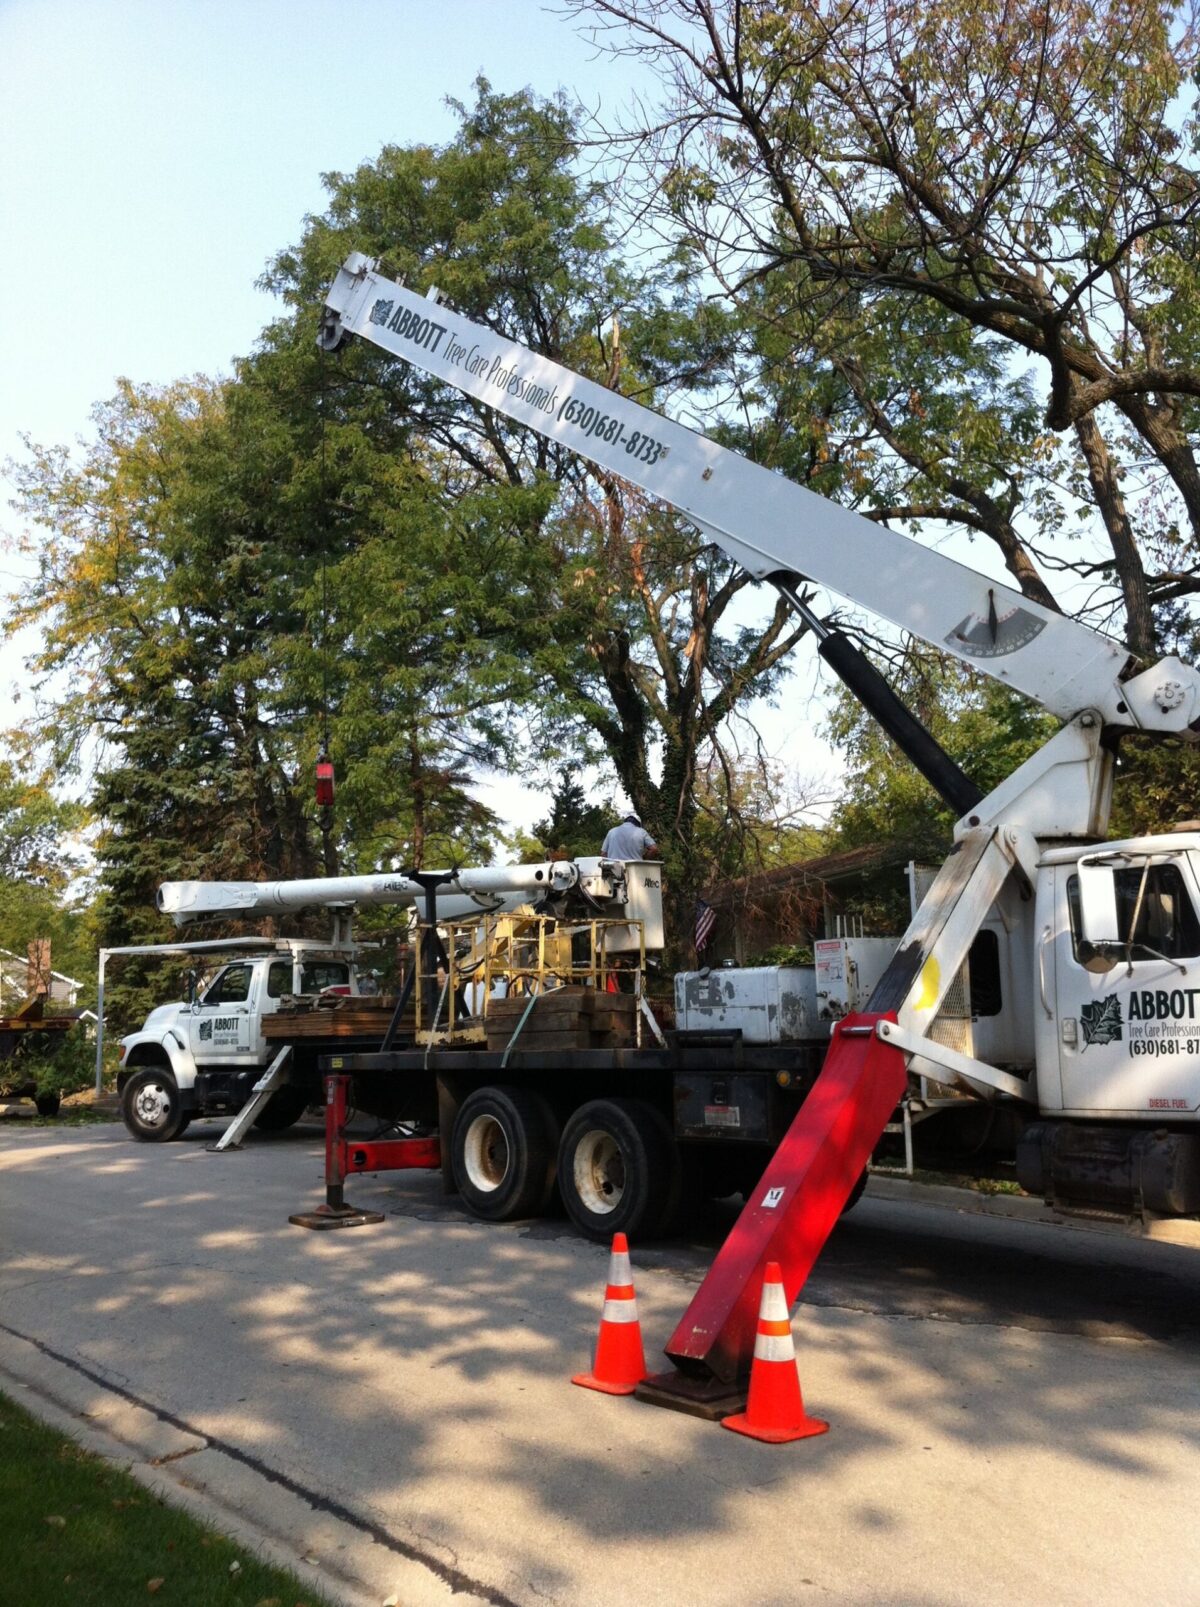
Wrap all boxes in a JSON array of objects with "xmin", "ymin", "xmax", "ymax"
[{"xmin": 297, "ymin": 254, "xmax": 1200, "ymax": 1409}]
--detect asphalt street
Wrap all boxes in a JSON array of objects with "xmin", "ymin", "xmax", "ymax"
[{"xmin": 3, "ymin": 1117, "xmax": 1199, "ymax": 1606}]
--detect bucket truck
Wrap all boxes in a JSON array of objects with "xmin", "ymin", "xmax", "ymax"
[
  {"xmin": 112, "ymin": 855, "xmax": 658, "ymax": 1141},
  {"xmin": 300, "ymin": 252, "xmax": 1200, "ymax": 1408}
]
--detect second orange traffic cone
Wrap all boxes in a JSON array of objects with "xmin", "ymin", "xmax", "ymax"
[
  {"xmin": 722, "ymin": 1262, "xmax": 829, "ymax": 1443},
  {"xmin": 572, "ymin": 1231, "xmax": 647, "ymax": 1395}
]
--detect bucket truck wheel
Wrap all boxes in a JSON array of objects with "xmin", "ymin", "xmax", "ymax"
[
  {"xmin": 121, "ymin": 1066, "xmax": 191, "ymax": 1143},
  {"xmin": 557, "ymin": 1098, "xmax": 675, "ymax": 1242},
  {"xmin": 451, "ymin": 1086, "xmax": 559, "ymax": 1222},
  {"xmin": 252, "ymin": 1086, "xmax": 312, "ymax": 1133}
]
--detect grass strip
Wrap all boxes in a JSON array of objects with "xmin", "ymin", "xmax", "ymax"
[{"xmin": 0, "ymin": 1390, "xmax": 339, "ymax": 1605}]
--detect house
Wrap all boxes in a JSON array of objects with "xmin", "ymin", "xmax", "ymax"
[
  {"xmin": 702, "ymin": 843, "xmax": 921, "ymax": 964},
  {"xmin": 0, "ymin": 946, "xmax": 86, "ymax": 1012}
]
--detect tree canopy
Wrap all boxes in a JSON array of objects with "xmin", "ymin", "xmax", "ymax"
[
  {"xmin": 574, "ymin": 0, "xmax": 1200, "ymax": 658},
  {"xmin": 6, "ymin": 81, "xmax": 837, "ymax": 977},
  {"xmin": 8, "ymin": 36, "xmax": 1200, "ymax": 1001}
]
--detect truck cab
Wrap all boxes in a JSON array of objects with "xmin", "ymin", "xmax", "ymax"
[{"xmin": 117, "ymin": 942, "xmax": 361, "ymax": 1141}]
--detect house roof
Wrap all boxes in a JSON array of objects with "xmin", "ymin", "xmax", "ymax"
[{"xmin": 706, "ymin": 842, "xmax": 913, "ymax": 912}]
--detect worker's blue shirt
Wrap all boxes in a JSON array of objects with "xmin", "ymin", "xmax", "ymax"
[{"xmin": 601, "ymin": 822, "xmax": 657, "ymax": 859}]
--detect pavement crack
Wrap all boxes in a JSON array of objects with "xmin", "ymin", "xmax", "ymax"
[{"xmin": 149, "ymin": 1444, "xmax": 205, "ymax": 1466}]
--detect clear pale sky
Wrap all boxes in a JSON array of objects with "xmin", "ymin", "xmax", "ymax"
[{"xmin": 0, "ymin": 0, "xmax": 839, "ymax": 832}]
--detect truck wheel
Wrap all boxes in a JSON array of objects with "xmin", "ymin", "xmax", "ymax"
[
  {"xmin": 121, "ymin": 1066, "xmax": 190, "ymax": 1143},
  {"xmin": 558, "ymin": 1098, "xmax": 674, "ymax": 1242},
  {"xmin": 451, "ymin": 1086, "xmax": 558, "ymax": 1222},
  {"xmin": 252, "ymin": 1086, "xmax": 312, "ymax": 1133},
  {"xmin": 34, "ymin": 1092, "xmax": 61, "ymax": 1117}
]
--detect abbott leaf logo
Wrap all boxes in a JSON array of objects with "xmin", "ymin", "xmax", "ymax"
[
  {"xmin": 198, "ymin": 1020, "xmax": 213, "ymax": 1043},
  {"xmin": 369, "ymin": 299, "xmax": 393, "ymax": 327},
  {"xmin": 1080, "ymin": 995, "xmax": 1123, "ymax": 1048}
]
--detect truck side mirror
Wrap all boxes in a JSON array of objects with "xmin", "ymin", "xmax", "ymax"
[{"xmin": 1077, "ymin": 862, "xmax": 1121, "ymax": 947}]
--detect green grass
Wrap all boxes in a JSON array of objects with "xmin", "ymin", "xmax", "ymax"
[
  {"xmin": 31, "ymin": 1106, "xmax": 119, "ymax": 1127},
  {"xmin": 871, "ymin": 1162, "xmax": 1025, "ymax": 1195},
  {"xmin": 0, "ymin": 1392, "xmax": 338, "ymax": 1606},
  {"xmin": 0, "ymin": 1106, "xmax": 116, "ymax": 1128}
]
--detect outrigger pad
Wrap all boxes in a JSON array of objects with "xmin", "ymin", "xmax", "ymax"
[
  {"xmin": 288, "ymin": 1203, "xmax": 385, "ymax": 1230},
  {"xmin": 635, "ymin": 1368, "xmax": 747, "ymax": 1422}
]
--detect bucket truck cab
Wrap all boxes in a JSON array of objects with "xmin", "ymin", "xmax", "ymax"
[
  {"xmin": 1014, "ymin": 831, "xmax": 1200, "ymax": 1213},
  {"xmin": 117, "ymin": 941, "xmax": 361, "ymax": 1141}
]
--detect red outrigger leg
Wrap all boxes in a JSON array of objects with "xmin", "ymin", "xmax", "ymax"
[
  {"xmin": 638, "ymin": 1012, "xmax": 908, "ymax": 1414},
  {"xmin": 289, "ymin": 1073, "xmax": 440, "ymax": 1230}
]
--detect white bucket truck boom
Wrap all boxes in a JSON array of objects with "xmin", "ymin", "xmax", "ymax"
[{"xmin": 311, "ymin": 253, "xmax": 1200, "ymax": 1403}]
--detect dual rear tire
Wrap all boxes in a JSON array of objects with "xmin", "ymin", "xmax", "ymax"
[
  {"xmin": 450, "ymin": 1086, "xmax": 559, "ymax": 1221},
  {"xmin": 252, "ymin": 1085, "xmax": 312, "ymax": 1133},
  {"xmin": 449, "ymin": 1086, "xmax": 678, "ymax": 1241},
  {"xmin": 557, "ymin": 1098, "xmax": 677, "ymax": 1241}
]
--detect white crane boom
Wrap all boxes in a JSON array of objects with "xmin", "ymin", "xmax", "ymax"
[
  {"xmin": 158, "ymin": 861, "xmax": 589, "ymax": 923},
  {"xmin": 319, "ymin": 253, "xmax": 1200, "ymax": 737}
]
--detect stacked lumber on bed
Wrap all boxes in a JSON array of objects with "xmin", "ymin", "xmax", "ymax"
[
  {"xmin": 484, "ymin": 986, "xmax": 639, "ymax": 1053},
  {"xmin": 261, "ymin": 997, "xmax": 414, "ymax": 1041}
]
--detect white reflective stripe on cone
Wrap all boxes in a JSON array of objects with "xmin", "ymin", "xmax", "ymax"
[
  {"xmin": 759, "ymin": 1279, "xmax": 790, "ymax": 1323},
  {"xmin": 753, "ymin": 1332, "xmax": 797, "ymax": 1363},
  {"xmin": 601, "ymin": 1298, "xmax": 640, "ymax": 1324},
  {"xmin": 609, "ymin": 1250, "xmax": 633, "ymax": 1285}
]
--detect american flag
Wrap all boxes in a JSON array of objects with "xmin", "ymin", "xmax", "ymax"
[{"xmin": 695, "ymin": 898, "xmax": 716, "ymax": 953}]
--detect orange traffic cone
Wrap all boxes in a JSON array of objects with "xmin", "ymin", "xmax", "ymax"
[
  {"xmin": 572, "ymin": 1232, "xmax": 648, "ymax": 1395},
  {"xmin": 722, "ymin": 1262, "xmax": 829, "ymax": 1443}
]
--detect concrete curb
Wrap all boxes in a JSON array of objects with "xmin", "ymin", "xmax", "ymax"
[
  {"xmin": 866, "ymin": 1170, "xmax": 1200, "ymax": 1248},
  {"xmin": 0, "ymin": 1326, "xmax": 496, "ymax": 1607}
]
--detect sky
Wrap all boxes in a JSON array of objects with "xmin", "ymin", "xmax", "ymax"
[{"xmin": 0, "ymin": 0, "xmax": 850, "ymax": 840}]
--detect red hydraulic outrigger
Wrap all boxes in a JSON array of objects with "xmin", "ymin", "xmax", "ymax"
[
  {"xmin": 638, "ymin": 1013, "xmax": 908, "ymax": 1416},
  {"xmin": 289, "ymin": 1073, "xmax": 441, "ymax": 1230}
]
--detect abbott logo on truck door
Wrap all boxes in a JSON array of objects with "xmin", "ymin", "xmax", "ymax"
[
  {"xmin": 197, "ymin": 1014, "xmax": 242, "ymax": 1047},
  {"xmin": 1082, "ymin": 988, "xmax": 1200, "ymax": 1056},
  {"xmin": 1080, "ymin": 996, "xmax": 1123, "ymax": 1048}
]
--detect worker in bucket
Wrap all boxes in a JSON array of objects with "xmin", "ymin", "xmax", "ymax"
[
  {"xmin": 601, "ymin": 811, "xmax": 660, "ymax": 861},
  {"xmin": 601, "ymin": 812, "xmax": 659, "ymax": 994}
]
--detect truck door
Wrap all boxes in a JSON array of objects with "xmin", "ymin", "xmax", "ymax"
[
  {"xmin": 1050, "ymin": 858, "xmax": 1200, "ymax": 1117},
  {"xmin": 190, "ymin": 961, "xmax": 257, "ymax": 1065},
  {"xmin": 255, "ymin": 957, "xmax": 293, "ymax": 1059}
]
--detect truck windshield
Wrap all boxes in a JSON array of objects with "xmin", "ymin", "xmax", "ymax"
[{"xmin": 299, "ymin": 961, "xmax": 350, "ymax": 994}]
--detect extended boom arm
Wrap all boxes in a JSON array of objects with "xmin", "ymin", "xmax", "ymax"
[{"xmin": 320, "ymin": 252, "xmax": 1200, "ymax": 742}]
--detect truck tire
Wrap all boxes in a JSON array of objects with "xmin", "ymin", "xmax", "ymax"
[
  {"xmin": 34, "ymin": 1092, "xmax": 61, "ymax": 1117},
  {"xmin": 558, "ymin": 1098, "xmax": 675, "ymax": 1242},
  {"xmin": 451, "ymin": 1086, "xmax": 558, "ymax": 1222},
  {"xmin": 252, "ymin": 1086, "xmax": 312, "ymax": 1133},
  {"xmin": 121, "ymin": 1066, "xmax": 191, "ymax": 1143}
]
